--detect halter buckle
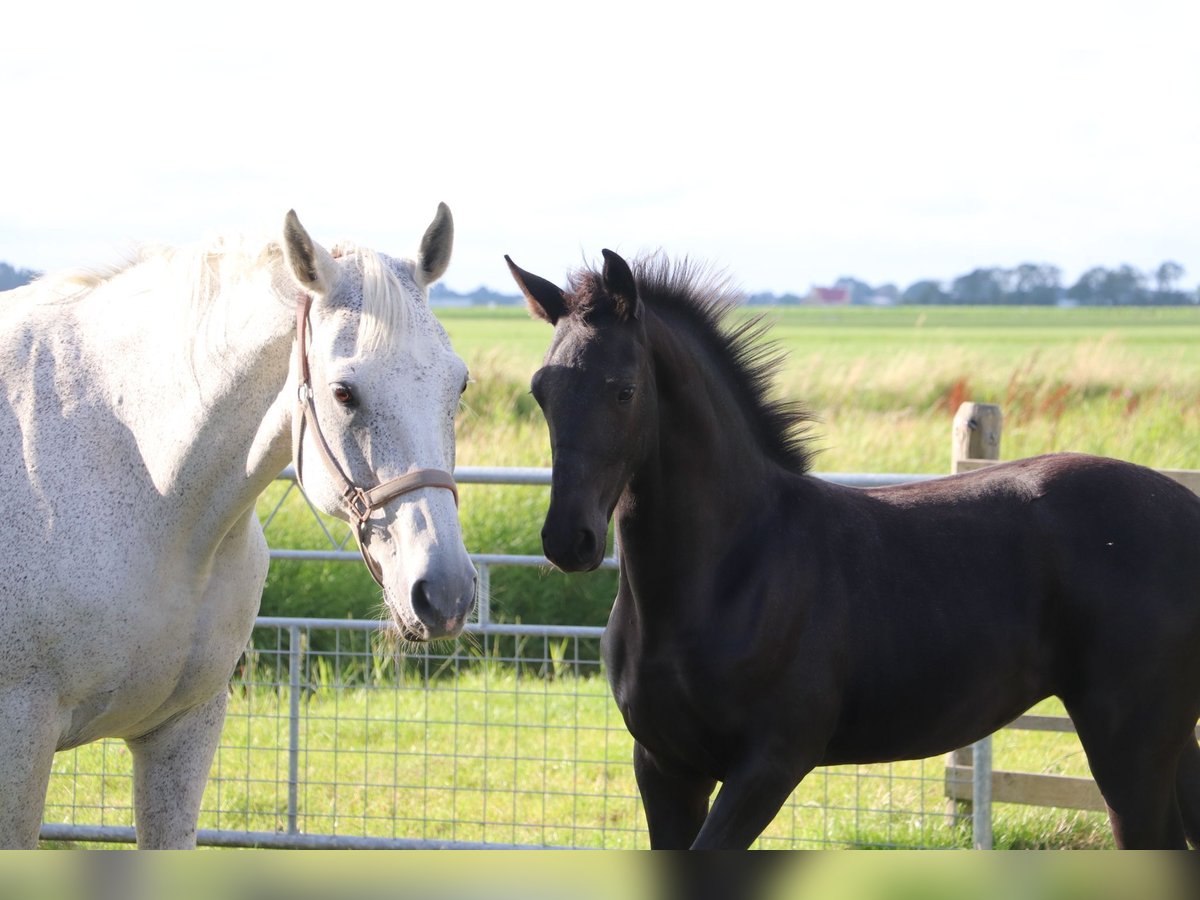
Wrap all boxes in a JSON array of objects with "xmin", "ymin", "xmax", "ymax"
[{"xmin": 345, "ymin": 488, "xmax": 373, "ymax": 524}]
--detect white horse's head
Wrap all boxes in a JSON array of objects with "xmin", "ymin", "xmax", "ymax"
[{"xmin": 282, "ymin": 204, "xmax": 476, "ymax": 641}]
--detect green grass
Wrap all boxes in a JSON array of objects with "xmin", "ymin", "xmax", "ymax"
[
  {"xmin": 43, "ymin": 666, "xmax": 1114, "ymax": 849},
  {"xmin": 445, "ymin": 304, "xmax": 1200, "ymax": 472}
]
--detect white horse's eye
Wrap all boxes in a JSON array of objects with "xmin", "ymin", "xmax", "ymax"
[{"xmin": 331, "ymin": 383, "xmax": 356, "ymax": 407}]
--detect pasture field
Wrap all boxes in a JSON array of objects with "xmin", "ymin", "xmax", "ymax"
[
  {"xmin": 261, "ymin": 304, "xmax": 1200, "ymax": 627},
  {"xmin": 442, "ymin": 303, "xmax": 1200, "ymax": 473},
  {"xmin": 46, "ymin": 306, "xmax": 1192, "ymax": 848}
]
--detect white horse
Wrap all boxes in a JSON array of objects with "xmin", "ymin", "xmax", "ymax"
[{"xmin": 0, "ymin": 205, "xmax": 476, "ymax": 848}]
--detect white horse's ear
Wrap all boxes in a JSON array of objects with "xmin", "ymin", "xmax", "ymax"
[
  {"xmin": 283, "ymin": 210, "xmax": 339, "ymax": 296},
  {"xmin": 416, "ymin": 202, "xmax": 454, "ymax": 287}
]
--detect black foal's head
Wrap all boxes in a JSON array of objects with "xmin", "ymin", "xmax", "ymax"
[{"xmin": 506, "ymin": 249, "xmax": 655, "ymax": 572}]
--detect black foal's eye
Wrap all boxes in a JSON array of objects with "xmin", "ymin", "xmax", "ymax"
[
  {"xmin": 331, "ymin": 383, "xmax": 356, "ymax": 407},
  {"xmin": 617, "ymin": 385, "xmax": 636, "ymax": 405}
]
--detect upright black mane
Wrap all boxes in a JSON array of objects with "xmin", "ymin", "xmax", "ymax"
[{"xmin": 568, "ymin": 254, "xmax": 818, "ymax": 474}]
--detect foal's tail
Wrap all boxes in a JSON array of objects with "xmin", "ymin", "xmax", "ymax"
[{"xmin": 1177, "ymin": 736, "xmax": 1200, "ymax": 848}]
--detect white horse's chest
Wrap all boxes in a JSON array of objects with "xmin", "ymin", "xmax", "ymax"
[{"xmin": 54, "ymin": 512, "xmax": 267, "ymax": 748}]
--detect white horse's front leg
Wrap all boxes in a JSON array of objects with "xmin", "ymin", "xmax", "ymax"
[
  {"xmin": 0, "ymin": 688, "xmax": 62, "ymax": 848},
  {"xmin": 126, "ymin": 690, "xmax": 228, "ymax": 849}
]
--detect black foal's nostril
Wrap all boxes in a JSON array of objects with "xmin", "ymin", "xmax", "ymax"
[{"xmin": 574, "ymin": 528, "xmax": 597, "ymax": 562}]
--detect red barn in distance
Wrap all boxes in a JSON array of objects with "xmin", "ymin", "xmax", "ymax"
[{"xmin": 805, "ymin": 286, "xmax": 852, "ymax": 305}]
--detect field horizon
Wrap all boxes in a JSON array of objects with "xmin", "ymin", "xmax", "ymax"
[{"xmin": 441, "ymin": 303, "xmax": 1200, "ymax": 475}]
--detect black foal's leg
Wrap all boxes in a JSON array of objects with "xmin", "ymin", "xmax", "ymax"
[
  {"xmin": 689, "ymin": 756, "xmax": 805, "ymax": 850},
  {"xmin": 1066, "ymin": 699, "xmax": 1187, "ymax": 849},
  {"xmin": 633, "ymin": 743, "xmax": 716, "ymax": 850}
]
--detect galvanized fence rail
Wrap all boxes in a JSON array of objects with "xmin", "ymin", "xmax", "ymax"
[{"xmin": 42, "ymin": 467, "xmax": 995, "ymax": 850}]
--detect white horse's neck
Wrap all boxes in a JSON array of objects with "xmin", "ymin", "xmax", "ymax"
[{"xmin": 75, "ymin": 250, "xmax": 300, "ymax": 551}]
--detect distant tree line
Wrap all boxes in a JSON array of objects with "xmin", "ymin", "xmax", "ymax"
[
  {"xmin": 0, "ymin": 262, "xmax": 40, "ymax": 292},
  {"xmin": 428, "ymin": 282, "xmax": 523, "ymax": 305},
  {"xmin": 746, "ymin": 260, "xmax": 1197, "ymax": 306},
  {"xmin": 896, "ymin": 261, "xmax": 1194, "ymax": 306},
  {"xmin": 4, "ymin": 259, "xmax": 1198, "ymax": 306}
]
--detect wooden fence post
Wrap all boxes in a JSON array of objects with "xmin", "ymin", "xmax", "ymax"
[
  {"xmin": 951, "ymin": 402, "xmax": 1003, "ymax": 473},
  {"xmin": 946, "ymin": 402, "xmax": 1003, "ymax": 830}
]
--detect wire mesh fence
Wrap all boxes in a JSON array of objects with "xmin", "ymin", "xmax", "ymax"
[
  {"xmin": 40, "ymin": 467, "xmax": 969, "ymax": 849},
  {"xmin": 43, "ymin": 617, "xmax": 962, "ymax": 849}
]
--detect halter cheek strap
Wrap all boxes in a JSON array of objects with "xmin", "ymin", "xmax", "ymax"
[{"xmin": 292, "ymin": 294, "xmax": 459, "ymax": 587}]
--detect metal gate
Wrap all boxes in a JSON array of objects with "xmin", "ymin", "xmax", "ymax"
[{"xmin": 42, "ymin": 468, "xmax": 968, "ymax": 849}]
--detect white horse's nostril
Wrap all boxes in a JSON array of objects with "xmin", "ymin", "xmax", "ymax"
[
  {"xmin": 410, "ymin": 578, "xmax": 436, "ymax": 627},
  {"xmin": 407, "ymin": 571, "xmax": 476, "ymax": 639}
]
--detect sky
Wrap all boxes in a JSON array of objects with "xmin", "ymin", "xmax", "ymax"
[{"xmin": 3, "ymin": 1, "xmax": 1198, "ymax": 296}]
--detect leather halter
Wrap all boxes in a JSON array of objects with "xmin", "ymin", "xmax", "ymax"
[{"xmin": 293, "ymin": 295, "xmax": 459, "ymax": 587}]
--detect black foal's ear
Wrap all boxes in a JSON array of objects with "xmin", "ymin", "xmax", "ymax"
[
  {"xmin": 601, "ymin": 249, "xmax": 642, "ymax": 321},
  {"xmin": 505, "ymin": 255, "xmax": 568, "ymax": 324}
]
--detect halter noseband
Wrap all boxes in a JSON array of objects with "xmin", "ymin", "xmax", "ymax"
[{"xmin": 293, "ymin": 294, "xmax": 459, "ymax": 587}]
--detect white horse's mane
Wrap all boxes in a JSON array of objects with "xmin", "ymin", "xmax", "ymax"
[
  {"xmin": 26, "ymin": 231, "xmax": 419, "ymax": 358},
  {"xmin": 22, "ymin": 247, "xmax": 166, "ymax": 302}
]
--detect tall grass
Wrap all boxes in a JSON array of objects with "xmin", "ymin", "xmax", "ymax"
[
  {"xmin": 260, "ymin": 305, "xmax": 1200, "ymax": 626},
  {"xmin": 448, "ymin": 305, "xmax": 1200, "ymax": 473}
]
